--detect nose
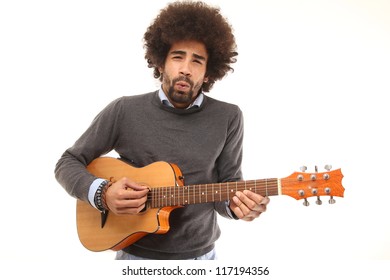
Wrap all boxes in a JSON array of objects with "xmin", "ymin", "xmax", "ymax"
[{"xmin": 179, "ymin": 60, "xmax": 192, "ymax": 77}]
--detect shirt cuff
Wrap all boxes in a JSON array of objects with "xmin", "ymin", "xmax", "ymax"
[
  {"xmin": 88, "ymin": 178, "xmax": 106, "ymax": 209},
  {"xmin": 225, "ymin": 200, "xmax": 239, "ymax": 220}
]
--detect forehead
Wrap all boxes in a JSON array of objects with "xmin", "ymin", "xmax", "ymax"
[{"xmin": 168, "ymin": 40, "xmax": 208, "ymax": 59}]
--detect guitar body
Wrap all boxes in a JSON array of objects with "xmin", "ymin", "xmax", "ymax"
[{"xmin": 76, "ymin": 157, "xmax": 184, "ymax": 252}]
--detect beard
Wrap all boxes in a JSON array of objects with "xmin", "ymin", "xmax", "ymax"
[{"xmin": 164, "ymin": 75, "xmax": 202, "ymax": 107}]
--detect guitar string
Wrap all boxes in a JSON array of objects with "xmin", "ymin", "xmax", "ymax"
[
  {"xmin": 147, "ymin": 187, "xmax": 280, "ymax": 202},
  {"xmin": 147, "ymin": 176, "xmax": 321, "ymax": 199},
  {"xmin": 147, "ymin": 181, "xmax": 280, "ymax": 207},
  {"xmin": 146, "ymin": 177, "xmax": 341, "ymax": 207},
  {"xmin": 147, "ymin": 182, "xmax": 279, "ymax": 197},
  {"xmin": 146, "ymin": 177, "xmax": 324, "ymax": 201}
]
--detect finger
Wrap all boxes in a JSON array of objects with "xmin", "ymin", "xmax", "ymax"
[
  {"xmin": 127, "ymin": 188, "xmax": 150, "ymax": 199},
  {"xmin": 232, "ymin": 195, "xmax": 251, "ymax": 217},
  {"xmin": 122, "ymin": 178, "xmax": 150, "ymax": 191},
  {"xmin": 259, "ymin": 195, "xmax": 270, "ymax": 206},
  {"xmin": 235, "ymin": 191, "xmax": 260, "ymax": 211},
  {"xmin": 116, "ymin": 204, "xmax": 146, "ymax": 215},
  {"xmin": 118, "ymin": 193, "xmax": 148, "ymax": 207},
  {"xmin": 242, "ymin": 191, "xmax": 270, "ymax": 211},
  {"xmin": 111, "ymin": 194, "xmax": 148, "ymax": 214}
]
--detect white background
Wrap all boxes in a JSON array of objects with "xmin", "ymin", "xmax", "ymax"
[{"xmin": 1, "ymin": 0, "xmax": 389, "ymax": 279}]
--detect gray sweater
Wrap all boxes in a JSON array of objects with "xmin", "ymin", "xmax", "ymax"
[{"xmin": 55, "ymin": 90, "xmax": 244, "ymax": 259}]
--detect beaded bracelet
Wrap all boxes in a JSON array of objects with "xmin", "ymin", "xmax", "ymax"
[{"xmin": 94, "ymin": 180, "xmax": 112, "ymax": 212}]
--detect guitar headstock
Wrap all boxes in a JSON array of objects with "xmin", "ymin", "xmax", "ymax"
[{"xmin": 280, "ymin": 165, "xmax": 344, "ymax": 206}]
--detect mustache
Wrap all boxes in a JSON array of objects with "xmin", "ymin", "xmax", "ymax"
[{"xmin": 172, "ymin": 76, "xmax": 194, "ymax": 87}]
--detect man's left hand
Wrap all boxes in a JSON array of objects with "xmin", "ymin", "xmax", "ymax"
[{"xmin": 229, "ymin": 190, "xmax": 270, "ymax": 221}]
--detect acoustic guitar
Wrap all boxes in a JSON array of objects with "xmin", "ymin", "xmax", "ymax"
[{"xmin": 76, "ymin": 157, "xmax": 344, "ymax": 251}]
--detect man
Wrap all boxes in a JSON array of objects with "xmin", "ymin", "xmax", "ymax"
[{"xmin": 55, "ymin": 1, "xmax": 269, "ymax": 260}]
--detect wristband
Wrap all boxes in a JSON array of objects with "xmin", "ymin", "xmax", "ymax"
[{"xmin": 94, "ymin": 180, "xmax": 112, "ymax": 212}]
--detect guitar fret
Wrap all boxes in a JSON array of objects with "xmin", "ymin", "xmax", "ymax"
[
  {"xmin": 161, "ymin": 187, "xmax": 163, "ymax": 207},
  {"xmin": 184, "ymin": 186, "xmax": 187, "ymax": 205},
  {"xmin": 172, "ymin": 186, "xmax": 174, "ymax": 206},
  {"xmin": 169, "ymin": 186, "xmax": 173, "ymax": 206},
  {"xmin": 166, "ymin": 187, "xmax": 169, "ymax": 206},
  {"xmin": 188, "ymin": 185, "xmax": 190, "ymax": 205},
  {"xmin": 151, "ymin": 189, "xmax": 154, "ymax": 208},
  {"xmin": 163, "ymin": 187, "xmax": 166, "ymax": 206},
  {"xmin": 255, "ymin": 179, "xmax": 257, "ymax": 194},
  {"xmin": 176, "ymin": 187, "xmax": 182, "ymax": 205},
  {"xmin": 194, "ymin": 184, "xmax": 197, "ymax": 204},
  {"xmin": 165, "ymin": 187, "xmax": 172, "ymax": 205},
  {"xmin": 157, "ymin": 188, "xmax": 159, "ymax": 207},
  {"xmin": 156, "ymin": 188, "xmax": 159, "ymax": 207},
  {"xmin": 199, "ymin": 184, "xmax": 202, "ymax": 203},
  {"xmin": 158, "ymin": 187, "xmax": 161, "ymax": 208},
  {"xmin": 163, "ymin": 187, "xmax": 166, "ymax": 207},
  {"xmin": 156, "ymin": 187, "xmax": 159, "ymax": 208},
  {"xmin": 226, "ymin": 182, "xmax": 229, "ymax": 201}
]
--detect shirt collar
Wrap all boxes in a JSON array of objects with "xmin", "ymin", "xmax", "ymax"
[{"xmin": 158, "ymin": 88, "xmax": 204, "ymax": 109}]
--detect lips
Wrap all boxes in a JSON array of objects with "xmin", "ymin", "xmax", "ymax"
[
  {"xmin": 175, "ymin": 81, "xmax": 190, "ymax": 91},
  {"xmin": 176, "ymin": 81, "xmax": 190, "ymax": 88}
]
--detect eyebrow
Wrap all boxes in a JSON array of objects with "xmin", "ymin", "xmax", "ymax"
[{"xmin": 169, "ymin": 50, "xmax": 207, "ymax": 61}]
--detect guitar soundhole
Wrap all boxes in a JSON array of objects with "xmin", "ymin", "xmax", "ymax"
[{"xmin": 141, "ymin": 203, "xmax": 149, "ymax": 212}]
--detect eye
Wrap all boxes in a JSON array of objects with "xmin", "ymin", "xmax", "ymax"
[
  {"xmin": 172, "ymin": 55, "xmax": 183, "ymax": 60},
  {"xmin": 193, "ymin": 59, "xmax": 203, "ymax": 65}
]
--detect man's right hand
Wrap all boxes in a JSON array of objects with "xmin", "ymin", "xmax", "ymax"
[{"xmin": 104, "ymin": 177, "xmax": 150, "ymax": 215}]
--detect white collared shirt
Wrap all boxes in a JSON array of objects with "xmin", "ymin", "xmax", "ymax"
[{"xmin": 158, "ymin": 88, "xmax": 204, "ymax": 108}]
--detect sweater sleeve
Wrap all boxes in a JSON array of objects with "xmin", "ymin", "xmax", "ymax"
[
  {"xmin": 54, "ymin": 98, "xmax": 123, "ymax": 201},
  {"xmin": 214, "ymin": 105, "xmax": 244, "ymax": 219}
]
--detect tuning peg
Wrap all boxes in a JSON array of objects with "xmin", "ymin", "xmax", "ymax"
[
  {"xmin": 316, "ymin": 197, "xmax": 322, "ymax": 205},
  {"xmin": 329, "ymin": 196, "xmax": 336, "ymax": 204},
  {"xmin": 300, "ymin": 166, "xmax": 307, "ymax": 172},
  {"xmin": 303, "ymin": 198, "xmax": 310, "ymax": 206},
  {"xmin": 324, "ymin": 164, "xmax": 332, "ymax": 171}
]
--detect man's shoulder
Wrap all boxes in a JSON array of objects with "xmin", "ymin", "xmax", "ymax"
[
  {"xmin": 119, "ymin": 91, "xmax": 157, "ymax": 103},
  {"xmin": 106, "ymin": 91, "xmax": 158, "ymax": 110},
  {"xmin": 204, "ymin": 95, "xmax": 241, "ymax": 113}
]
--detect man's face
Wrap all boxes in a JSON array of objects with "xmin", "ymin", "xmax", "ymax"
[{"xmin": 160, "ymin": 40, "xmax": 209, "ymax": 109}]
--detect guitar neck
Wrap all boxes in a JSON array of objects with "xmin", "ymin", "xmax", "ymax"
[{"xmin": 148, "ymin": 178, "xmax": 280, "ymax": 208}]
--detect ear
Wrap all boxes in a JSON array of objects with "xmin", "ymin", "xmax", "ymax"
[
  {"xmin": 203, "ymin": 76, "xmax": 209, "ymax": 83},
  {"xmin": 158, "ymin": 67, "xmax": 163, "ymax": 74}
]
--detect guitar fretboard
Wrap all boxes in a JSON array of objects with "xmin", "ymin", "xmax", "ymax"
[{"xmin": 148, "ymin": 179, "xmax": 279, "ymax": 208}]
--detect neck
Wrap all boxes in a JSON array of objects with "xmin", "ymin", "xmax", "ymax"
[{"xmin": 148, "ymin": 179, "xmax": 279, "ymax": 208}]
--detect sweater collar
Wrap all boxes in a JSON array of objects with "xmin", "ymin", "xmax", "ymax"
[{"xmin": 158, "ymin": 88, "xmax": 204, "ymax": 109}]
